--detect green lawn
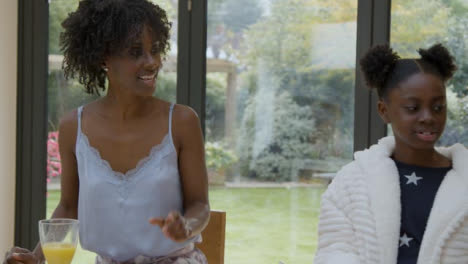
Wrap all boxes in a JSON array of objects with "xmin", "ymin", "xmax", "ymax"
[{"xmin": 47, "ymin": 186, "xmax": 325, "ymax": 264}]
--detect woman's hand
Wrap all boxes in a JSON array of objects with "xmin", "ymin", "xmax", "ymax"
[
  {"xmin": 149, "ymin": 211, "xmax": 194, "ymax": 242},
  {"xmin": 3, "ymin": 247, "xmax": 40, "ymax": 264}
]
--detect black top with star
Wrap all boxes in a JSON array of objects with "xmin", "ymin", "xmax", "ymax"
[{"xmin": 394, "ymin": 159, "xmax": 451, "ymax": 264}]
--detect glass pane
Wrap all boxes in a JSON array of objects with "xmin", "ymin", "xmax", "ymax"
[
  {"xmin": 390, "ymin": 0, "xmax": 468, "ymax": 146},
  {"xmin": 154, "ymin": 0, "xmax": 178, "ymax": 102},
  {"xmin": 47, "ymin": 1, "xmax": 178, "ymax": 262},
  {"xmin": 206, "ymin": 0, "xmax": 357, "ymax": 262}
]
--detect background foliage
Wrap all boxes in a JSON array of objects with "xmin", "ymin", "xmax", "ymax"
[{"xmin": 48, "ymin": 0, "xmax": 468, "ymax": 182}]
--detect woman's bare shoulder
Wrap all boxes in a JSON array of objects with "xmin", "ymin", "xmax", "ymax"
[
  {"xmin": 170, "ymin": 104, "xmax": 202, "ymax": 148},
  {"xmin": 172, "ymin": 104, "xmax": 199, "ymax": 124}
]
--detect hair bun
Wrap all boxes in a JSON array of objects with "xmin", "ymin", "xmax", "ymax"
[
  {"xmin": 418, "ymin": 43, "xmax": 457, "ymax": 80},
  {"xmin": 360, "ymin": 45, "xmax": 400, "ymax": 89}
]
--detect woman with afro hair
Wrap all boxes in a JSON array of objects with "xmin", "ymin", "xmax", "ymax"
[
  {"xmin": 314, "ymin": 43, "xmax": 468, "ymax": 264},
  {"xmin": 4, "ymin": 1, "xmax": 209, "ymax": 263}
]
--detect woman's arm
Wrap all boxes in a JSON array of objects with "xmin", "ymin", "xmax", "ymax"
[
  {"xmin": 149, "ymin": 105, "xmax": 210, "ymax": 242},
  {"xmin": 175, "ymin": 105, "xmax": 210, "ymax": 236},
  {"xmin": 53, "ymin": 110, "xmax": 80, "ymax": 219}
]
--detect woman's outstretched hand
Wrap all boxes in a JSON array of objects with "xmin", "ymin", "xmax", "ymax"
[
  {"xmin": 3, "ymin": 247, "xmax": 40, "ymax": 264},
  {"xmin": 149, "ymin": 211, "xmax": 194, "ymax": 242}
]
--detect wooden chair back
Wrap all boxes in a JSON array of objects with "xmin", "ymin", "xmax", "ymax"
[{"xmin": 196, "ymin": 210, "xmax": 226, "ymax": 264}]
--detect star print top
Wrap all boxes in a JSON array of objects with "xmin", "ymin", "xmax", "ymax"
[{"xmin": 394, "ymin": 159, "xmax": 451, "ymax": 264}]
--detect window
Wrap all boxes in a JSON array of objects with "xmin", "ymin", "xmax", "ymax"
[
  {"xmin": 205, "ymin": 0, "xmax": 357, "ymax": 262},
  {"xmin": 18, "ymin": 0, "xmax": 391, "ymax": 258}
]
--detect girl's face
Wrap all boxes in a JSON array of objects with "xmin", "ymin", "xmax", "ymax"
[
  {"xmin": 378, "ymin": 72, "xmax": 447, "ymax": 152},
  {"xmin": 104, "ymin": 25, "xmax": 162, "ymax": 97}
]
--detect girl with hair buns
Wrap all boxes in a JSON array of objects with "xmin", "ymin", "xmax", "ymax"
[
  {"xmin": 314, "ymin": 43, "xmax": 468, "ymax": 264},
  {"xmin": 4, "ymin": 0, "xmax": 209, "ymax": 263}
]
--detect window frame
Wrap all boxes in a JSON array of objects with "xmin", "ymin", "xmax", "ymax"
[
  {"xmin": 354, "ymin": 0, "xmax": 390, "ymax": 151},
  {"xmin": 16, "ymin": 0, "xmax": 49, "ymax": 249},
  {"xmin": 178, "ymin": 0, "xmax": 207, "ymax": 134}
]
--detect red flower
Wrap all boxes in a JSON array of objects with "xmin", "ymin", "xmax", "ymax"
[{"xmin": 47, "ymin": 131, "xmax": 61, "ymax": 182}]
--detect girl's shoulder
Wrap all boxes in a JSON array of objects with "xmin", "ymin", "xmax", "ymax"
[
  {"xmin": 326, "ymin": 138, "xmax": 394, "ymax": 198},
  {"xmin": 438, "ymin": 143, "xmax": 468, "ymax": 173},
  {"xmin": 324, "ymin": 160, "xmax": 366, "ymax": 197},
  {"xmin": 437, "ymin": 142, "xmax": 468, "ymax": 155},
  {"xmin": 334, "ymin": 160, "xmax": 366, "ymax": 182}
]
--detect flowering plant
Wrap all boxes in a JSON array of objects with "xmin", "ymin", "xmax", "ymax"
[{"xmin": 47, "ymin": 131, "xmax": 61, "ymax": 183}]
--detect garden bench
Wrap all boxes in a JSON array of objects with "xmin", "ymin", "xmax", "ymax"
[{"xmin": 290, "ymin": 158, "xmax": 343, "ymax": 182}]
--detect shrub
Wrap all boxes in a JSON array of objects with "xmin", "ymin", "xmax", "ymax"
[
  {"xmin": 205, "ymin": 141, "xmax": 238, "ymax": 171},
  {"xmin": 237, "ymin": 91, "xmax": 316, "ymax": 181}
]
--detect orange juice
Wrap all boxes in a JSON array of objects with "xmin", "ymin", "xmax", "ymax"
[{"xmin": 42, "ymin": 242, "xmax": 76, "ymax": 264}]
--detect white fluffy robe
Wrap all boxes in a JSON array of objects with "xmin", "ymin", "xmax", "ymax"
[{"xmin": 314, "ymin": 136, "xmax": 468, "ymax": 264}]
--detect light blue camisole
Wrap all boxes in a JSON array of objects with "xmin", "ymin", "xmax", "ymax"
[{"xmin": 75, "ymin": 104, "xmax": 198, "ymax": 261}]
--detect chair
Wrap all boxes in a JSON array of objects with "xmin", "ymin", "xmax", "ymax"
[{"xmin": 197, "ymin": 210, "xmax": 226, "ymax": 264}]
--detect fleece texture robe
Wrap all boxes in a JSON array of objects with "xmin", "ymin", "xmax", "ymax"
[{"xmin": 314, "ymin": 136, "xmax": 468, "ymax": 264}]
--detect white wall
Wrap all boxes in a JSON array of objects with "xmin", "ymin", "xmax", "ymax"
[{"xmin": 0, "ymin": 0, "xmax": 18, "ymax": 252}]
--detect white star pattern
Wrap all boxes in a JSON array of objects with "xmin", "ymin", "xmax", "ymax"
[
  {"xmin": 399, "ymin": 233, "xmax": 413, "ymax": 247},
  {"xmin": 405, "ymin": 172, "xmax": 423, "ymax": 186}
]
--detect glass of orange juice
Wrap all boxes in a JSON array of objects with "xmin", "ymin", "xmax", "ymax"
[{"xmin": 39, "ymin": 218, "xmax": 79, "ymax": 264}]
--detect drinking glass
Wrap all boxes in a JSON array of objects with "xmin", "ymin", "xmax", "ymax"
[{"xmin": 39, "ymin": 218, "xmax": 79, "ymax": 264}]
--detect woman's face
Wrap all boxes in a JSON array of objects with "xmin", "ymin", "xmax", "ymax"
[
  {"xmin": 378, "ymin": 72, "xmax": 447, "ymax": 151},
  {"xmin": 105, "ymin": 25, "xmax": 162, "ymax": 97}
]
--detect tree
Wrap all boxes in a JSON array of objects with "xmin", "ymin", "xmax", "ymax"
[
  {"xmin": 207, "ymin": 0, "xmax": 263, "ymax": 59},
  {"xmin": 237, "ymin": 91, "xmax": 316, "ymax": 181},
  {"xmin": 49, "ymin": 0, "xmax": 80, "ymax": 54},
  {"xmin": 206, "ymin": 74, "xmax": 229, "ymax": 140},
  {"xmin": 391, "ymin": 0, "xmax": 451, "ymax": 57},
  {"xmin": 439, "ymin": 90, "xmax": 468, "ymax": 145},
  {"xmin": 217, "ymin": 0, "xmax": 360, "ymax": 181},
  {"xmin": 445, "ymin": 15, "xmax": 468, "ymax": 97}
]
